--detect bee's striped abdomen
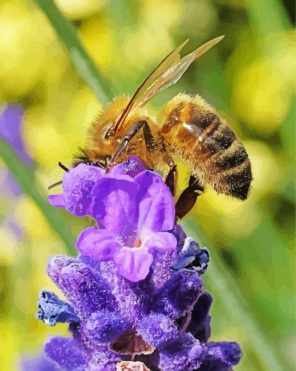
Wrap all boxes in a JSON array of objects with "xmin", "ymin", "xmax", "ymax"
[
  {"xmin": 206, "ymin": 124, "xmax": 252, "ymax": 199},
  {"xmin": 215, "ymin": 145, "xmax": 248, "ymax": 170},
  {"xmin": 160, "ymin": 94, "xmax": 252, "ymax": 200}
]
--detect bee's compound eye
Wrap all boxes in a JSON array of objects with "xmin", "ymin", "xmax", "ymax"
[{"xmin": 104, "ymin": 127, "xmax": 114, "ymax": 139}]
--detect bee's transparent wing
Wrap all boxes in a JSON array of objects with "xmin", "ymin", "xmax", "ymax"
[
  {"xmin": 113, "ymin": 40, "xmax": 189, "ymax": 133},
  {"xmin": 137, "ymin": 35, "xmax": 224, "ymax": 108},
  {"xmin": 113, "ymin": 35, "xmax": 224, "ymax": 133}
]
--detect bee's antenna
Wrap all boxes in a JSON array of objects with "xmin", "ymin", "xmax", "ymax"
[
  {"xmin": 48, "ymin": 180, "xmax": 63, "ymax": 190},
  {"xmin": 58, "ymin": 162, "xmax": 69, "ymax": 172}
]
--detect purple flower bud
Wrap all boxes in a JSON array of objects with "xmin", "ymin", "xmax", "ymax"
[
  {"xmin": 45, "ymin": 337, "xmax": 87, "ymax": 369},
  {"xmin": 199, "ymin": 342, "xmax": 242, "ymax": 370},
  {"xmin": 187, "ymin": 292, "xmax": 212, "ymax": 342},
  {"xmin": 158, "ymin": 333, "xmax": 204, "ymax": 371},
  {"xmin": 154, "ymin": 270, "xmax": 203, "ymax": 319},
  {"xmin": 84, "ymin": 311, "xmax": 131, "ymax": 343},
  {"xmin": 137, "ymin": 314, "xmax": 179, "ymax": 348},
  {"xmin": 48, "ymin": 256, "xmax": 116, "ymax": 318}
]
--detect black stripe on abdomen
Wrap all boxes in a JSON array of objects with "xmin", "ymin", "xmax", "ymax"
[
  {"xmin": 215, "ymin": 145, "xmax": 248, "ymax": 170},
  {"xmin": 189, "ymin": 107, "xmax": 221, "ymax": 137},
  {"xmin": 204, "ymin": 125, "xmax": 236, "ymax": 153},
  {"xmin": 224, "ymin": 162, "xmax": 252, "ymax": 200}
]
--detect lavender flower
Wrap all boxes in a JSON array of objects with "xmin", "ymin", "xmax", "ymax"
[
  {"xmin": 39, "ymin": 156, "xmax": 242, "ymax": 370},
  {"xmin": 0, "ymin": 105, "xmax": 33, "ymax": 240},
  {"xmin": 0, "ymin": 105, "xmax": 32, "ymax": 165},
  {"xmin": 50, "ymin": 156, "xmax": 176, "ymax": 282},
  {"xmin": 0, "ymin": 105, "xmax": 33, "ymax": 197}
]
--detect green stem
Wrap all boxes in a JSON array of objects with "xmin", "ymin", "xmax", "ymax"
[{"xmin": 34, "ymin": 0, "xmax": 114, "ymax": 104}]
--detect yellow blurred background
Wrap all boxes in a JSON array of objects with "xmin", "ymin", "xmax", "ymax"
[{"xmin": 0, "ymin": 0, "xmax": 295, "ymax": 370}]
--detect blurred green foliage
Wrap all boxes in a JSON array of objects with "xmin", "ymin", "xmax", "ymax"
[{"xmin": 0, "ymin": 0, "xmax": 294, "ymax": 370}]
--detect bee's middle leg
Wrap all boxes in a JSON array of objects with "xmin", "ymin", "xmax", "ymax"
[
  {"xmin": 175, "ymin": 175, "xmax": 204, "ymax": 219},
  {"xmin": 165, "ymin": 162, "xmax": 177, "ymax": 197}
]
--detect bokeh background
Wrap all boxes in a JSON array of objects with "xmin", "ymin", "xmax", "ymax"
[{"xmin": 0, "ymin": 0, "xmax": 295, "ymax": 370}]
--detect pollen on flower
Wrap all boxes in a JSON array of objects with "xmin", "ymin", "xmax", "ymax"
[{"xmin": 39, "ymin": 156, "xmax": 242, "ymax": 370}]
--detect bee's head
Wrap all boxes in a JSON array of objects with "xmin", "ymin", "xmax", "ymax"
[
  {"xmin": 68, "ymin": 96, "xmax": 131, "ymax": 171},
  {"xmin": 72, "ymin": 148, "xmax": 110, "ymax": 169},
  {"xmin": 93, "ymin": 96, "xmax": 130, "ymax": 137}
]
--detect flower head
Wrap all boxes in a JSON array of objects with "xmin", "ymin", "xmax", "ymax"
[
  {"xmin": 40, "ymin": 157, "xmax": 242, "ymax": 370},
  {"xmin": 50, "ymin": 156, "xmax": 176, "ymax": 282}
]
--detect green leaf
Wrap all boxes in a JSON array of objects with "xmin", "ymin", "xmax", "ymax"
[
  {"xmin": 0, "ymin": 140, "xmax": 75, "ymax": 255},
  {"xmin": 181, "ymin": 218, "xmax": 289, "ymax": 371},
  {"xmin": 34, "ymin": 0, "xmax": 114, "ymax": 104}
]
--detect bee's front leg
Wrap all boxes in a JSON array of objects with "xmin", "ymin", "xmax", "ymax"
[{"xmin": 176, "ymin": 175, "xmax": 204, "ymax": 219}]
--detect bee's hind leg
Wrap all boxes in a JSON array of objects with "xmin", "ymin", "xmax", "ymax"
[{"xmin": 176, "ymin": 175, "xmax": 204, "ymax": 219}]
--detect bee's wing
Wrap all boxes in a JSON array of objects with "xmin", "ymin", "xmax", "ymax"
[
  {"xmin": 113, "ymin": 39, "xmax": 189, "ymax": 133},
  {"xmin": 137, "ymin": 35, "xmax": 224, "ymax": 108},
  {"xmin": 113, "ymin": 35, "xmax": 224, "ymax": 133}
]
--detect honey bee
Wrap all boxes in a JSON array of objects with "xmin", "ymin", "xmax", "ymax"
[{"xmin": 74, "ymin": 36, "xmax": 252, "ymax": 218}]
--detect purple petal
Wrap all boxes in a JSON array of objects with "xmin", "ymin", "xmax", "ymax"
[
  {"xmin": 91, "ymin": 176, "xmax": 139, "ymax": 234},
  {"xmin": 76, "ymin": 227, "xmax": 121, "ymax": 261},
  {"xmin": 135, "ymin": 171, "xmax": 175, "ymax": 233},
  {"xmin": 199, "ymin": 342, "xmax": 242, "ymax": 370},
  {"xmin": 142, "ymin": 231, "xmax": 177, "ymax": 254},
  {"xmin": 109, "ymin": 156, "xmax": 146, "ymax": 177},
  {"xmin": 45, "ymin": 337, "xmax": 87, "ymax": 369},
  {"xmin": 48, "ymin": 194, "xmax": 65, "ymax": 208},
  {"xmin": 62, "ymin": 164, "xmax": 103, "ymax": 216},
  {"xmin": 114, "ymin": 247, "xmax": 153, "ymax": 282},
  {"xmin": 83, "ymin": 310, "xmax": 131, "ymax": 343}
]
